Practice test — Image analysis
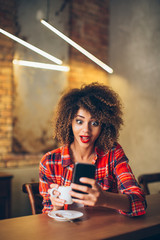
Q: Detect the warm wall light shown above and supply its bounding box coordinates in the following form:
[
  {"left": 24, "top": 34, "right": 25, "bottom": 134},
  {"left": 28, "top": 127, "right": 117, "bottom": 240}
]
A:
[
  {"left": 13, "top": 60, "right": 70, "bottom": 72},
  {"left": 41, "top": 19, "right": 113, "bottom": 74},
  {"left": 0, "top": 28, "right": 62, "bottom": 65}
]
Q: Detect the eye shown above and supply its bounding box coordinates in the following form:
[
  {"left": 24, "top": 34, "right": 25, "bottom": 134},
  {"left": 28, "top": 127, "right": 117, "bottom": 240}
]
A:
[
  {"left": 76, "top": 119, "right": 83, "bottom": 124},
  {"left": 91, "top": 121, "right": 99, "bottom": 126}
]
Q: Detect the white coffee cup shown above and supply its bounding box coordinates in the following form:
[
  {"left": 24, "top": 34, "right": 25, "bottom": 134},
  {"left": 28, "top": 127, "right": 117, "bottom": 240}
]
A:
[{"left": 49, "top": 186, "right": 73, "bottom": 205}]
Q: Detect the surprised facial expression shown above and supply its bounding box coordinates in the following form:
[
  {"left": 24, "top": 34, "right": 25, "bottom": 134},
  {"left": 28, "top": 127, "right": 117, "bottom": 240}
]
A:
[{"left": 71, "top": 108, "right": 101, "bottom": 148}]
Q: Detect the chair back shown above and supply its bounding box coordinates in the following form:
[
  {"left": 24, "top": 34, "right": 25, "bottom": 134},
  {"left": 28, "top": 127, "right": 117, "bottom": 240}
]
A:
[
  {"left": 138, "top": 173, "right": 160, "bottom": 195},
  {"left": 22, "top": 182, "right": 43, "bottom": 215}
]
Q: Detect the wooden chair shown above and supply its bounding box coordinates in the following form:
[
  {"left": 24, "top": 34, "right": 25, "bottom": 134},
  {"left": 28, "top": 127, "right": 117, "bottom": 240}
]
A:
[
  {"left": 22, "top": 182, "right": 43, "bottom": 215},
  {"left": 138, "top": 173, "right": 160, "bottom": 195}
]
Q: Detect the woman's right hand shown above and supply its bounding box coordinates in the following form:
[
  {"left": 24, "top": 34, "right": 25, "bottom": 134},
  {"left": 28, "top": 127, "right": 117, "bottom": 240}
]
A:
[{"left": 48, "top": 183, "right": 65, "bottom": 211}]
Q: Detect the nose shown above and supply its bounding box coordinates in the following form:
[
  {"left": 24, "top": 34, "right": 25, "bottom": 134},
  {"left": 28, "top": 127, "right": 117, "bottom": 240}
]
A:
[{"left": 83, "top": 122, "right": 91, "bottom": 133}]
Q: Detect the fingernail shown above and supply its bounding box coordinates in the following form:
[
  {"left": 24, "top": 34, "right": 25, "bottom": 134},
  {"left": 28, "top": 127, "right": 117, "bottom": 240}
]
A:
[{"left": 80, "top": 177, "right": 84, "bottom": 181}]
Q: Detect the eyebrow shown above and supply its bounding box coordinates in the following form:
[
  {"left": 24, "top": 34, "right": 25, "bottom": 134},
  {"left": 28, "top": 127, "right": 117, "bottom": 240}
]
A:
[
  {"left": 76, "top": 114, "right": 85, "bottom": 119},
  {"left": 76, "top": 114, "right": 95, "bottom": 120}
]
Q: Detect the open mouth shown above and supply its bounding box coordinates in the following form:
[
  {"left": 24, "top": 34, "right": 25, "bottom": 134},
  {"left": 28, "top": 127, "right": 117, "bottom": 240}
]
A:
[{"left": 80, "top": 136, "right": 91, "bottom": 143}]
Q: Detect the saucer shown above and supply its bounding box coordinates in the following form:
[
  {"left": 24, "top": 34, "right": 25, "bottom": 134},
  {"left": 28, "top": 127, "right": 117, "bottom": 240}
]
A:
[{"left": 48, "top": 210, "right": 83, "bottom": 221}]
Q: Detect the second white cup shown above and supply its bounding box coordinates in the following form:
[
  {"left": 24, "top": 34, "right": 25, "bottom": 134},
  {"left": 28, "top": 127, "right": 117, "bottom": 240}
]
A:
[{"left": 49, "top": 186, "right": 73, "bottom": 205}]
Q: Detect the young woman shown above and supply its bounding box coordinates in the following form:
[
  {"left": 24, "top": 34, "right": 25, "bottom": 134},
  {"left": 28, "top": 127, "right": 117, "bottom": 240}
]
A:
[{"left": 39, "top": 82, "right": 146, "bottom": 217}]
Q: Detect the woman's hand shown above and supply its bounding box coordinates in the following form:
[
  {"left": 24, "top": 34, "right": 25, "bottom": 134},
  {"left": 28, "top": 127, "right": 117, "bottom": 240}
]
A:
[
  {"left": 48, "top": 184, "right": 65, "bottom": 211},
  {"left": 70, "top": 178, "right": 106, "bottom": 207},
  {"left": 70, "top": 178, "right": 131, "bottom": 212}
]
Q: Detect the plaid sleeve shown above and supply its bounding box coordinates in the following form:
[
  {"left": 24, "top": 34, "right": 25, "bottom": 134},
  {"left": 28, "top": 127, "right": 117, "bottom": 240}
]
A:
[
  {"left": 39, "top": 153, "right": 54, "bottom": 213},
  {"left": 114, "top": 146, "right": 147, "bottom": 217}
]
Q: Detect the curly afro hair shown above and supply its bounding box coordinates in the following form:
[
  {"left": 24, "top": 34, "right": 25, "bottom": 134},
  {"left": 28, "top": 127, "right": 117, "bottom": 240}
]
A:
[{"left": 53, "top": 82, "right": 123, "bottom": 151}]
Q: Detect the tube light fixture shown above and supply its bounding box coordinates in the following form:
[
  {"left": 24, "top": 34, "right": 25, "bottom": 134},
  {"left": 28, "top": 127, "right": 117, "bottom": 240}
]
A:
[
  {"left": 41, "top": 19, "right": 113, "bottom": 74},
  {"left": 0, "top": 28, "right": 62, "bottom": 65},
  {"left": 13, "top": 60, "right": 70, "bottom": 72}
]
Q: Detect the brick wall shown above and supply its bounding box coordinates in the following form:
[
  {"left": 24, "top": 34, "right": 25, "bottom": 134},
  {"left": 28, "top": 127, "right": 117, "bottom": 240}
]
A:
[
  {"left": 0, "top": 0, "right": 42, "bottom": 167},
  {"left": 0, "top": 0, "right": 17, "bottom": 166},
  {"left": 68, "top": 0, "right": 110, "bottom": 88},
  {"left": 0, "top": 0, "right": 110, "bottom": 167}
]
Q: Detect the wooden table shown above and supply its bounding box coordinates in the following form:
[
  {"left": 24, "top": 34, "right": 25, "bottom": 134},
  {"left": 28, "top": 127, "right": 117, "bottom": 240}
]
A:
[
  {"left": 0, "top": 172, "right": 13, "bottom": 219},
  {"left": 0, "top": 194, "right": 160, "bottom": 240}
]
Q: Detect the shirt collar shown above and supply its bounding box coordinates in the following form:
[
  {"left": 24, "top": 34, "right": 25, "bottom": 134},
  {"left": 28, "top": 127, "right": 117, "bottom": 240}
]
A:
[
  {"left": 61, "top": 145, "right": 73, "bottom": 167},
  {"left": 95, "top": 147, "right": 108, "bottom": 157}
]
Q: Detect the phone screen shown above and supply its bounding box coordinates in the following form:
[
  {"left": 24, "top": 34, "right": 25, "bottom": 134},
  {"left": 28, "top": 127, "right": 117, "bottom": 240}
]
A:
[{"left": 72, "top": 163, "right": 95, "bottom": 193}]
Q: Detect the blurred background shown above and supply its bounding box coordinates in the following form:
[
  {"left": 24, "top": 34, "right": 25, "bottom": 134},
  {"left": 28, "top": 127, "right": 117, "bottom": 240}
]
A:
[{"left": 0, "top": 0, "right": 160, "bottom": 218}]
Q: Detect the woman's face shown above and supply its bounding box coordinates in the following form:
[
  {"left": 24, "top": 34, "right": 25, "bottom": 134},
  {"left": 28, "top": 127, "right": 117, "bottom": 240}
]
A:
[{"left": 71, "top": 108, "right": 101, "bottom": 149}]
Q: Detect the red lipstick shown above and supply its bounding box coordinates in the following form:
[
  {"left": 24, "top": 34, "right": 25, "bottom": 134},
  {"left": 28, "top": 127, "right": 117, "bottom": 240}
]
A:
[{"left": 80, "top": 136, "right": 91, "bottom": 143}]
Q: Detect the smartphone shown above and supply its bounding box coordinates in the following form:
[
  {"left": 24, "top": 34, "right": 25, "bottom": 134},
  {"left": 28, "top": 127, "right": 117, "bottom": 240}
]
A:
[{"left": 72, "top": 162, "right": 96, "bottom": 193}]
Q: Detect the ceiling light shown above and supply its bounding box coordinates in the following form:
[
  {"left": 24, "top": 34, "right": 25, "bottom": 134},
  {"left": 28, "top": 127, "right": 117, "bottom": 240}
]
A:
[
  {"left": 0, "top": 28, "right": 62, "bottom": 65},
  {"left": 13, "top": 60, "right": 70, "bottom": 72},
  {"left": 41, "top": 19, "right": 113, "bottom": 74}
]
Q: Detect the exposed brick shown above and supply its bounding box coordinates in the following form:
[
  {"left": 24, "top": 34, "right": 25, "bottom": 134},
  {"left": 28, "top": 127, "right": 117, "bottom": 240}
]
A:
[
  {"left": 0, "top": 118, "right": 12, "bottom": 124},
  {"left": 68, "top": 0, "right": 110, "bottom": 87},
  {"left": 0, "top": 0, "right": 110, "bottom": 167},
  {"left": 0, "top": 0, "right": 16, "bottom": 159},
  {"left": 0, "top": 153, "right": 42, "bottom": 168}
]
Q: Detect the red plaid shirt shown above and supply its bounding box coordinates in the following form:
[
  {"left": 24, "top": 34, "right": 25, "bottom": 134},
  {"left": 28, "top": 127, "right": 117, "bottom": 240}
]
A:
[{"left": 39, "top": 143, "right": 146, "bottom": 216}]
